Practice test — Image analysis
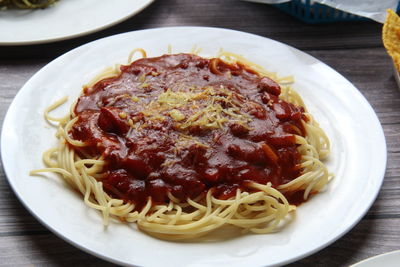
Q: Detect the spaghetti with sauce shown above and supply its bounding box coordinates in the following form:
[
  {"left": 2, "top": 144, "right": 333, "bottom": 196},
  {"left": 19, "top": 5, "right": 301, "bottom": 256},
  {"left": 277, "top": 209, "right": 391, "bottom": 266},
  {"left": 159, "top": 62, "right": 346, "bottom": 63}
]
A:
[
  {"left": 0, "top": 0, "right": 57, "bottom": 9},
  {"left": 31, "top": 49, "right": 331, "bottom": 240}
]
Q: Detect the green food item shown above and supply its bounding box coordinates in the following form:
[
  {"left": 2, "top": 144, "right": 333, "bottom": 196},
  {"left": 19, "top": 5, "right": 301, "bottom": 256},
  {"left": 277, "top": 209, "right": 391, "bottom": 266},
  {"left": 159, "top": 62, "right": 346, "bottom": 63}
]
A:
[{"left": 0, "top": 0, "right": 58, "bottom": 9}]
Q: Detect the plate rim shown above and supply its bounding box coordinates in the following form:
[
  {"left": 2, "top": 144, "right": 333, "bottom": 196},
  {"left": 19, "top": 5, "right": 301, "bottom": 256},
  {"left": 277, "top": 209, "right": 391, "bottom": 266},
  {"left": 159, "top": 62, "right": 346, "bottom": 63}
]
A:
[{"left": 350, "top": 250, "right": 400, "bottom": 267}]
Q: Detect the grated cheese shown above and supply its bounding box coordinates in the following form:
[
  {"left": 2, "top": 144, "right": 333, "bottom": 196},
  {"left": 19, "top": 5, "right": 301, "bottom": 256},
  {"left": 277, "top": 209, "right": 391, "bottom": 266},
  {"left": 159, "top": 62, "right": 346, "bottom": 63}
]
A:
[
  {"left": 129, "top": 85, "right": 253, "bottom": 132},
  {"left": 119, "top": 112, "right": 127, "bottom": 119},
  {"left": 169, "top": 109, "right": 185, "bottom": 121}
]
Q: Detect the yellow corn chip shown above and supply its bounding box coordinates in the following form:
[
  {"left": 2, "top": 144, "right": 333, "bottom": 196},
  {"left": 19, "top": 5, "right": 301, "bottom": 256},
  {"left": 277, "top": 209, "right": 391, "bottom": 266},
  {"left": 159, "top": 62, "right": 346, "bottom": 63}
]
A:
[{"left": 383, "top": 9, "right": 400, "bottom": 72}]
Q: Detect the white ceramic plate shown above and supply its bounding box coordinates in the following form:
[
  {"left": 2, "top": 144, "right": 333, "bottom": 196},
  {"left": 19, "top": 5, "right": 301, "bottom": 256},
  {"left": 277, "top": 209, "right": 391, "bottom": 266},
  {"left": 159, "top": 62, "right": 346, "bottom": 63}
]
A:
[
  {"left": 351, "top": 250, "right": 400, "bottom": 267},
  {"left": 0, "top": 0, "right": 154, "bottom": 45},
  {"left": 1, "top": 27, "right": 386, "bottom": 267}
]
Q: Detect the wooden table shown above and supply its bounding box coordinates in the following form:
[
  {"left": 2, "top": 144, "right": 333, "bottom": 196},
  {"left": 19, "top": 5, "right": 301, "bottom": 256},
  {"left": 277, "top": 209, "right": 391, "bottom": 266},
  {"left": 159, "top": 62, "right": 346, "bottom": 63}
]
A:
[{"left": 0, "top": 1, "right": 399, "bottom": 266}]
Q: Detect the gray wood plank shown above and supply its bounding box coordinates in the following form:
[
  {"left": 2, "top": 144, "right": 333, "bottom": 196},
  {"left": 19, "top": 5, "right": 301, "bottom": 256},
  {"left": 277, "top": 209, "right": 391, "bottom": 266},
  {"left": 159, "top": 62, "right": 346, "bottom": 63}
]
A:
[
  {"left": 0, "top": 0, "right": 383, "bottom": 60},
  {"left": 0, "top": 234, "right": 114, "bottom": 266},
  {"left": 0, "top": 0, "right": 398, "bottom": 266}
]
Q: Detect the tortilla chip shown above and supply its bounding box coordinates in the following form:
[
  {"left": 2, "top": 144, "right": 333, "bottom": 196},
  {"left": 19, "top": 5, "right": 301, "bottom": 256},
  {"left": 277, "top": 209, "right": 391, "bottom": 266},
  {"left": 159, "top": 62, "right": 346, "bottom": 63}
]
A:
[{"left": 383, "top": 9, "right": 400, "bottom": 72}]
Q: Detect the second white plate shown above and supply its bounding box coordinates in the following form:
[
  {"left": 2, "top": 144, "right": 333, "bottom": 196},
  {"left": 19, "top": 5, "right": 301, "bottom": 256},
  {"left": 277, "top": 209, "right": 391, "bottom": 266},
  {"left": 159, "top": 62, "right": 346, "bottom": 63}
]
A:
[
  {"left": 351, "top": 250, "right": 400, "bottom": 267},
  {"left": 0, "top": 0, "right": 154, "bottom": 45}
]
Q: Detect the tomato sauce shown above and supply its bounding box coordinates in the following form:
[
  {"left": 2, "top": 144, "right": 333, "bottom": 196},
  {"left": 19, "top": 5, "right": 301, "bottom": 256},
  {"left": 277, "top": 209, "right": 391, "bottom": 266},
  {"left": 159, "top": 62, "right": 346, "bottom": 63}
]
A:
[{"left": 71, "top": 54, "right": 306, "bottom": 209}]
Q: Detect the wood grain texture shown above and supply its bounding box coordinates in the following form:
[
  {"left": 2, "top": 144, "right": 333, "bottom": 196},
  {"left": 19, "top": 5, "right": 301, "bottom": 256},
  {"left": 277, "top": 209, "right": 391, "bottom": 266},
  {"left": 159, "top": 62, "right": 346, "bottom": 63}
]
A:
[
  {"left": 0, "top": 0, "right": 399, "bottom": 266},
  {"left": 0, "top": 0, "right": 383, "bottom": 59}
]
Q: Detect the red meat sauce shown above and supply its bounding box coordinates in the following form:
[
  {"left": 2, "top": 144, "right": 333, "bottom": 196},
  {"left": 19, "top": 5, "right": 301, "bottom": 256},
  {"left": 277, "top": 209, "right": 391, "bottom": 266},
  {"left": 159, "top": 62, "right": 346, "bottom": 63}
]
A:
[{"left": 71, "top": 53, "right": 307, "bottom": 210}]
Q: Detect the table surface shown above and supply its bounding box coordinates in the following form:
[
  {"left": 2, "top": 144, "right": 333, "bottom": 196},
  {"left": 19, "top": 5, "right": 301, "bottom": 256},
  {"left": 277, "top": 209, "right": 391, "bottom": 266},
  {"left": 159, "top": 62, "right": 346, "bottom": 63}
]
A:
[{"left": 0, "top": 1, "right": 399, "bottom": 266}]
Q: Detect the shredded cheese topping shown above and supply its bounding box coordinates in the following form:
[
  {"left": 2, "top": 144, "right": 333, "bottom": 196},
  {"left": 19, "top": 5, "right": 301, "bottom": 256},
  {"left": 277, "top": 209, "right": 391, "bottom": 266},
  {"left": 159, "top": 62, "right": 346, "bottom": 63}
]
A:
[{"left": 133, "top": 85, "right": 253, "bottom": 131}]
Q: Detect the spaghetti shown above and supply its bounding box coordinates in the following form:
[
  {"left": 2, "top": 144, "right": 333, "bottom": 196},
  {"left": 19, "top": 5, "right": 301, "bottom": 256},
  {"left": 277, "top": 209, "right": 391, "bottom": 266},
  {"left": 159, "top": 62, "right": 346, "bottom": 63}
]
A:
[
  {"left": 31, "top": 49, "right": 331, "bottom": 240},
  {"left": 0, "top": 0, "right": 57, "bottom": 9}
]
